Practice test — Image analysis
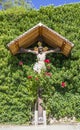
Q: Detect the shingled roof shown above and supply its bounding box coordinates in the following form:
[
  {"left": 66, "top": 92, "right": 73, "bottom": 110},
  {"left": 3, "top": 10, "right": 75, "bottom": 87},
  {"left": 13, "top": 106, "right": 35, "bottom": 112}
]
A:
[{"left": 7, "top": 23, "right": 74, "bottom": 56}]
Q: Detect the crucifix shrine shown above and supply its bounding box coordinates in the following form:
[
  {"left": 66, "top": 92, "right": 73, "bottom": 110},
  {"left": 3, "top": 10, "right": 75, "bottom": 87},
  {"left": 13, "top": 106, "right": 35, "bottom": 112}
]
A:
[
  {"left": 7, "top": 23, "right": 74, "bottom": 125},
  {"left": 18, "top": 41, "right": 61, "bottom": 125}
]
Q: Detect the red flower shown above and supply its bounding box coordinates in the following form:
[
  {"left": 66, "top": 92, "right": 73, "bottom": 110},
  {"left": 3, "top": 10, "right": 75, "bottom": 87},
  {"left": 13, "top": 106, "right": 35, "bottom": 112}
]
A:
[
  {"left": 61, "top": 82, "right": 66, "bottom": 88},
  {"left": 27, "top": 76, "right": 32, "bottom": 79},
  {"left": 44, "top": 59, "right": 50, "bottom": 63},
  {"left": 35, "top": 77, "right": 39, "bottom": 80},
  {"left": 45, "top": 72, "right": 52, "bottom": 77},
  {"left": 19, "top": 61, "right": 23, "bottom": 66}
]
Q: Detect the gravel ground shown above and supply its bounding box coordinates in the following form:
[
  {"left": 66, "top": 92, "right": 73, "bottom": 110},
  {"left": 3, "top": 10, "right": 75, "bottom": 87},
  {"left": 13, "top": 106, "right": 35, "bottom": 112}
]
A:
[{"left": 0, "top": 124, "right": 80, "bottom": 130}]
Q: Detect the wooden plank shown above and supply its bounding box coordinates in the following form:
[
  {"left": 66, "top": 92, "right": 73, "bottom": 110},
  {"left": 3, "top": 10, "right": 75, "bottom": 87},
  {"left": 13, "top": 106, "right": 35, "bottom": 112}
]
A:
[
  {"left": 39, "top": 26, "right": 42, "bottom": 36},
  {"left": 8, "top": 41, "right": 19, "bottom": 55},
  {"left": 42, "top": 32, "right": 62, "bottom": 47},
  {"left": 19, "top": 31, "right": 39, "bottom": 47},
  {"left": 42, "top": 25, "right": 74, "bottom": 47},
  {"left": 42, "top": 34, "right": 60, "bottom": 46},
  {"left": 42, "top": 27, "right": 63, "bottom": 45},
  {"left": 61, "top": 46, "right": 72, "bottom": 56},
  {"left": 19, "top": 27, "right": 39, "bottom": 44},
  {"left": 42, "top": 36, "right": 58, "bottom": 48},
  {"left": 9, "top": 35, "right": 39, "bottom": 55},
  {"left": 21, "top": 36, "right": 38, "bottom": 48}
]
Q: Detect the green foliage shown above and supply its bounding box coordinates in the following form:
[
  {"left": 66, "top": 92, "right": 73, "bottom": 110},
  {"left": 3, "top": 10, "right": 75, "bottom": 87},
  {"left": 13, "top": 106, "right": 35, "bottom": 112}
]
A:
[{"left": 0, "top": 3, "right": 80, "bottom": 124}]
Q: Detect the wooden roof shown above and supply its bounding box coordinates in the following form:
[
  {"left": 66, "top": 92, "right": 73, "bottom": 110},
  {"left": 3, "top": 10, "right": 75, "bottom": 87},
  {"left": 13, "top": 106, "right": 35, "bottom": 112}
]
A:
[{"left": 7, "top": 23, "right": 74, "bottom": 56}]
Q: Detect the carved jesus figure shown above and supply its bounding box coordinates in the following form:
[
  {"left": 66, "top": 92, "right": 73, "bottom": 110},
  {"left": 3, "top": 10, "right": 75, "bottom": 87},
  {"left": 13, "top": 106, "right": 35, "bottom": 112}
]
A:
[{"left": 19, "top": 42, "right": 60, "bottom": 73}]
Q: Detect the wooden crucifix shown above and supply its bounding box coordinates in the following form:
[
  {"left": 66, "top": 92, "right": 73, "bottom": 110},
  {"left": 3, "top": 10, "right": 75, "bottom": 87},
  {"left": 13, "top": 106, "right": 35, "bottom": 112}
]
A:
[{"left": 18, "top": 41, "right": 61, "bottom": 125}]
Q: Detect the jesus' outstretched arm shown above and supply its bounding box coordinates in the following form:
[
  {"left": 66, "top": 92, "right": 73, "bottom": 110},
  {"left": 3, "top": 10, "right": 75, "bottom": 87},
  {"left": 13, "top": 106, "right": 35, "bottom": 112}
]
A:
[
  {"left": 45, "top": 47, "right": 61, "bottom": 54},
  {"left": 18, "top": 47, "right": 38, "bottom": 54}
]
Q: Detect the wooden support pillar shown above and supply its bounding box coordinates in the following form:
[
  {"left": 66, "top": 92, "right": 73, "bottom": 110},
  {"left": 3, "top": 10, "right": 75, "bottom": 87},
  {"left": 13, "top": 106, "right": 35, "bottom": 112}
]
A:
[
  {"left": 61, "top": 41, "right": 66, "bottom": 51},
  {"left": 34, "top": 88, "right": 46, "bottom": 125},
  {"left": 38, "top": 96, "right": 43, "bottom": 124}
]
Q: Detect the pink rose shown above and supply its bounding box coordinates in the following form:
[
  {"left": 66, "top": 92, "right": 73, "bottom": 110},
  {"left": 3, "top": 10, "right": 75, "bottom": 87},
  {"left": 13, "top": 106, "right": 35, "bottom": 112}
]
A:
[
  {"left": 61, "top": 82, "right": 66, "bottom": 88},
  {"left": 19, "top": 61, "right": 23, "bottom": 66}
]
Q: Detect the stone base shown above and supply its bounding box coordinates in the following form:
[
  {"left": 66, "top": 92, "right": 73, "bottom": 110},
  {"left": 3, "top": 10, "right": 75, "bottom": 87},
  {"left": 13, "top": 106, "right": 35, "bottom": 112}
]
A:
[
  {"left": 38, "top": 117, "right": 43, "bottom": 124},
  {"left": 34, "top": 110, "right": 47, "bottom": 125}
]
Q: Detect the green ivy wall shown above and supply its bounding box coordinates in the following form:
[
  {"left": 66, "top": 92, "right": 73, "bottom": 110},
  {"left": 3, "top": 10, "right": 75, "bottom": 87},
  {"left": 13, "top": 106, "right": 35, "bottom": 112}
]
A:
[{"left": 0, "top": 3, "right": 80, "bottom": 124}]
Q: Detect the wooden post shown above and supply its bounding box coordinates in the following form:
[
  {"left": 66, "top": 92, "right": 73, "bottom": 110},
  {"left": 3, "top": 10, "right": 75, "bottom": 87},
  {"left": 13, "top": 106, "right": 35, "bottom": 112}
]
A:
[
  {"left": 38, "top": 96, "right": 43, "bottom": 124},
  {"left": 37, "top": 88, "right": 46, "bottom": 125}
]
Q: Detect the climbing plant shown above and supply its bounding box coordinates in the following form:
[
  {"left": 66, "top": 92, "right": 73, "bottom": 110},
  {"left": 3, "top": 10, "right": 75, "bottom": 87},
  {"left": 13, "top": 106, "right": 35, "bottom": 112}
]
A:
[{"left": 0, "top": 3, "right": 80, "bottom": 124}]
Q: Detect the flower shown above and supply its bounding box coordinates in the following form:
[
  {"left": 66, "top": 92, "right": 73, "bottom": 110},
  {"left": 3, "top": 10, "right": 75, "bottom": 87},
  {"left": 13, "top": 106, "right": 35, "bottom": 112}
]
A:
[
  {"left": 35, "top": 77, "right": 39, "bottom": 80},
  {"left": 27, "top": 76, "right": 32, "bottom": 79},
  {"left": 61, "top": 82, "right": 66, "bottom": 88},
  {"left": 44, "top": 59, "right": 50, "bottom": 63},
  {"left": 45, "top": 72, "right": 52, "bottom": 77},
  {"left": 19, "top": 61, "right": 23, "bottom": 66}
]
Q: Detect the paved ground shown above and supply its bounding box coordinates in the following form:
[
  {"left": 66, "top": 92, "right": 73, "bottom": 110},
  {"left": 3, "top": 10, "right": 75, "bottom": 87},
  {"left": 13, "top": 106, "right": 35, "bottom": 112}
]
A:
[{"left": 0, "top": 124, "right": 80, "bottom": 130}]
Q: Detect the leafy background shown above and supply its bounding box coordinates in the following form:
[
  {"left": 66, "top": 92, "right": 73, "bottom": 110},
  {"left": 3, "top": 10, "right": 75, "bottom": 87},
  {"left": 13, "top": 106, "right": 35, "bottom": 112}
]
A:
[{"left": 0, "top": 3, "right": 80, "bottom": 124}]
